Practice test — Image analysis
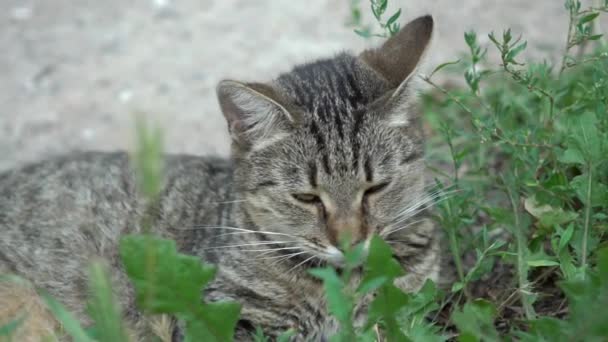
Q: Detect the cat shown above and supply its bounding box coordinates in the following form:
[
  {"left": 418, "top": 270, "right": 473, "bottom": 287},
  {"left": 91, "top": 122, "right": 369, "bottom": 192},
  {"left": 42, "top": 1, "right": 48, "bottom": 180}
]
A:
[{"left": 0, "top": 15, "right": 439, "bottom": 341}]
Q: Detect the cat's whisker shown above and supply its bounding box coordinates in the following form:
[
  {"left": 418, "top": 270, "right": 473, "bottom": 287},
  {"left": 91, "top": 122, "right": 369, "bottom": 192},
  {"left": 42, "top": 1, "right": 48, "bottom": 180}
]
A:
[
  {"left": 262, "top": 251, "right": 307, "bottom": 261},
  {"left": 253, "top": 249, "right": 291, "bottom": 258},
  {"left": 201, "top": 241, "right": 295, "bottom": 250},
  {"left": 212, "top": 230, "right": 300, "bottom": 239},
  {"left": 184, "top": 225, "right": 245, "bottom": 230},
  {"left": 187, "top": 225, "right": 298, "bottom": 239},
  {"left": 421, "top": 182, "right": 458, "bottom": 193},
  {"left": 392, "top": 188, "right": 459, "bottom": 223},
  {"left": 285, "top": 255, "right": 317, "bottom": 276},
  {"left": 267, "top": 251, "right": 310, "bottom": 268},
  {"left": 390, "top": 201, "right": 434, "bottom": 228},
  {"left": 381, "top": 219, "right": 427, "bottom": 237},
  {"left": 394, "top": 194, "right": 438, "bottom": 219},
  {"left": 404, "top": 190, "right": 458, "bottom": 217},
  {"left": 249, "top": 247, "right": 305, "bottom": 259},
  {"left": 210, "top": 199, "right": 250, "bottom": 205},
  {"left": 243, "top": 246, "right": 302, "bottom": 253},
  {"left": 391, "top": 199, "right": 437, "bottom": 226}
]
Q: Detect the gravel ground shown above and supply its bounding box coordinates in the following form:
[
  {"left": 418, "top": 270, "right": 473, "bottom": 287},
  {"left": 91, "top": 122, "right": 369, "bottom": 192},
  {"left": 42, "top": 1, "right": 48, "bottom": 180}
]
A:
[{"left": 1, "top": 0, "right": 603, "bottom": 171}]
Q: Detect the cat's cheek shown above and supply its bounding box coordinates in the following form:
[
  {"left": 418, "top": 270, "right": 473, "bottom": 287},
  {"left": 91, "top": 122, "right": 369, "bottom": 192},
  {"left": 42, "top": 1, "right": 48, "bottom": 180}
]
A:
[{"left": 363, "top": 200, "right": 392, "bottom": 232}]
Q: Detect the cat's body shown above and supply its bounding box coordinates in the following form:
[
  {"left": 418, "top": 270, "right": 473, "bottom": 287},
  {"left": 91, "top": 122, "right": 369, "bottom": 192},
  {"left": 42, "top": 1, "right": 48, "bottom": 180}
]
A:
[
  {"left": 0, "top": 152, "right": 345, "bottom": 340},
  {"left": 0, "top": 16, "right": 440, "bottom": 341}
]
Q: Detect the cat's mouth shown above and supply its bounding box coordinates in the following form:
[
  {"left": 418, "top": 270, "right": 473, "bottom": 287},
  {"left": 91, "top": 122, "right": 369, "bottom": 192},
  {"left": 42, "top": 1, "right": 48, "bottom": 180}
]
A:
[
  {"left": 323, "top": 245, "right": 346, "bottom": 265},
  {"left": 316, "top": 238, "right": 371, "bottom": 268}
]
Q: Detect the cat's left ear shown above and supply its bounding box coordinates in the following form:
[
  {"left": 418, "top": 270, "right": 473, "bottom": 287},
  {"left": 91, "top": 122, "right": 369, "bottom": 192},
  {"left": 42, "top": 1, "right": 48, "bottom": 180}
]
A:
[
  {"left": 217, "top": 80, "right": 296, "bottom": 149},
  {"left": 359, "top": 15, "right": 434, "bottom": 125}
]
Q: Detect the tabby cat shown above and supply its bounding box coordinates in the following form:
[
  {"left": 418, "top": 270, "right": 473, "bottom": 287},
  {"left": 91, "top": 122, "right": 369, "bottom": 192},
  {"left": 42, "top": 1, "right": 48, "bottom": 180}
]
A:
[{"left": 0, "top": 15, "right": 439, "bottom": 341}]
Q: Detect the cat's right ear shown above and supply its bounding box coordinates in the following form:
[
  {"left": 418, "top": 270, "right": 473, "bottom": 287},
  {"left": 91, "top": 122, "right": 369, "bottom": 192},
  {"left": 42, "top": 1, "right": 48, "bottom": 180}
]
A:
[
  {"left": 359, "top": 15, "right": 434, "bottom": 126},
  {"left": 217, "top": 80, "right": 295, "bottom": 149}
]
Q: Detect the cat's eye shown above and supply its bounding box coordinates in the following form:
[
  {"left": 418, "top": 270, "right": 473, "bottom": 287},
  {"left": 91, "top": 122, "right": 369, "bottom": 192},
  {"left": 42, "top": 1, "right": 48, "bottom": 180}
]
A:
[
  {"left": 364, "top": 182, "right": 390, "bottom": 197},
  {"left": 292, "top": 193, "right": 321, "bottom": 204}
]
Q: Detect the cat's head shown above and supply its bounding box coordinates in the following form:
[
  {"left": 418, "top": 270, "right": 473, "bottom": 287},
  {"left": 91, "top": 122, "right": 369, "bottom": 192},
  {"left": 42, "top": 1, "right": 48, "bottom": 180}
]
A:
[{"left": 217, "top": 16, "right": 434, "bottom": 266}]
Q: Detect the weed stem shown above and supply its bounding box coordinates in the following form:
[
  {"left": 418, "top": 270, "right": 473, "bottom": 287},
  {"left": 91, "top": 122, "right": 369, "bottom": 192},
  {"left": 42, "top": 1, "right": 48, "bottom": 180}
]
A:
[
  {"left": 504, "top": 177, "right": 535, "bottom": 320},
  {"left": 581, "top": 165, "right": 593, "bottom": 277}
]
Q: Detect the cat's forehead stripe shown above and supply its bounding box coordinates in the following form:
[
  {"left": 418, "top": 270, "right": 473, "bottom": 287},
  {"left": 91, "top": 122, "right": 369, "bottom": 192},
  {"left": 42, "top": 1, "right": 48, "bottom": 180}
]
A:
[
  {"left": 277, "top": 53, "right": 386, "bottom": 121},
  {"left": 275, "top": 53, "right": 390, "bottom": 177}
]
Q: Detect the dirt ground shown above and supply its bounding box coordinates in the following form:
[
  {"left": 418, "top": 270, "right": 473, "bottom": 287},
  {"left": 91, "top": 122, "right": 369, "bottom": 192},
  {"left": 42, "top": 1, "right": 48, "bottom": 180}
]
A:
[{"left": 0, "top": 0, "right": 601, "bottom": 171}]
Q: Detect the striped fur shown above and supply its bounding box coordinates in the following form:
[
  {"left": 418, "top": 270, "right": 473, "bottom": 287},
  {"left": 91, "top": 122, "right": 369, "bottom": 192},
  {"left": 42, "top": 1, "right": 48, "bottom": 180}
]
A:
[{"left": 0, "top": 16, "right": 439, "bottom": 341}]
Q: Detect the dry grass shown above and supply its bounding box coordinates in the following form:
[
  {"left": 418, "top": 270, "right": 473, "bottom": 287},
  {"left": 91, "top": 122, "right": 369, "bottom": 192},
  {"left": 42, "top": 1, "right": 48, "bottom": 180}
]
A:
[{"left": 0, "top": 278, "right": 60, "bottom": 342}]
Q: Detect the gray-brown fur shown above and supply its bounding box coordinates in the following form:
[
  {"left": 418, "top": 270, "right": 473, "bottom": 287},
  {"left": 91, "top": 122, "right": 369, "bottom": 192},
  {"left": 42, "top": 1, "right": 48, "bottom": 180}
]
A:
[{"left": 0, "top": 16, "right": 440, "bottom": 341}]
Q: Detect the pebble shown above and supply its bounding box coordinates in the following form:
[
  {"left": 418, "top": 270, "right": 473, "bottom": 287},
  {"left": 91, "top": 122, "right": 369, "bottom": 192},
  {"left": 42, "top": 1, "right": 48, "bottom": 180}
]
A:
[
  {"left": 11, "top": 6, "right": 33, "bottom": 21},
  {"left": 119, "top": 89, "right": 133, "bottom": 103}
]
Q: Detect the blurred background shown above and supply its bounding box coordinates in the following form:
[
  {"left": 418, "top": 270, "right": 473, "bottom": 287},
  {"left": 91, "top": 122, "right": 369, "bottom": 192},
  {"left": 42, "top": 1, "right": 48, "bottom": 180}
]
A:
[{"left": 1, "top": 0, "right": 603, "bottom": 171}]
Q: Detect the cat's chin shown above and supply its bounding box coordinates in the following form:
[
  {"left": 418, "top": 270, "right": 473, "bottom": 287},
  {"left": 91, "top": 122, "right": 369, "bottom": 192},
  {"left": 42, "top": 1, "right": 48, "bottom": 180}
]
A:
[
  {"left": 319, "top": 243, "right": 370, "bottom": 269},
  {"left": 322, "top": 245, "right": 345, "bottom": 267}
]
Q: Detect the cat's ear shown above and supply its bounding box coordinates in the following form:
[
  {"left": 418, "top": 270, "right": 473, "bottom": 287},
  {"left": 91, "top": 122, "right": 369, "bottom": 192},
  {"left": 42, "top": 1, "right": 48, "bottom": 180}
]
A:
[
  {"left": 359, "top": 15, "right": 434, "bottom": 125},
  {"left": 217, "top": 80, "right": 295, "bottom": 149}
]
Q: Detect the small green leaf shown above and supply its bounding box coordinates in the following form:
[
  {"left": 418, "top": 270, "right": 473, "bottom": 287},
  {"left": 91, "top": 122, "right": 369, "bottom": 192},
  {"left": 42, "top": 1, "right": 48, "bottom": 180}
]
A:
[
  {"left": 488, "top": 32, "right": 500, "bottom": 47},
  {"left": 120, "top": 234, "right": 241, "bottom": 341},
  {"left": 251, "top": 326, "right": 268, "bottom": 342},
  {"left": 527, "top": 259, "right": 560, "bottom": 267},
  {"left": 361, "top": 236, "right": 413, "bottom": 340},
  {"left": 578, "top": 12, "right": 600, "bottom": 25},
  {"left": 386, "top": 9, "right": 402, "bottom": 28},
  {"left": 402, "top": 280, "right": 441, "bottom": 321},
  {"left": 452, "top": 300, "right": 499, "bottom": 342},
  {"left": 277, "top": 329, "right": 296, "bottom": 342},
  {"left": 559, "top": 147, "right": 585, "bottom": 165},
  {"left": 133, "top": 116, "right": 164, "bottom": 200},
  {"left": 41, "top": 291, "right": 95, "bottom": 342},
  {"left": 362, "top": 236, "right": 404, "bottom": 283},
  {"left": 559, "top": 224, "right": 575, "bottom": 252},
  {"left": 367, "top": 284, "right": 409, "bottom": 341},
  {"left": 357, "top": 276, "right": 388, "bottom": 294},
  {"left": 354, "top": 28, "right": 372, "bottom": 38},
  {"left": 506, "top": 41, "right": 528, "bottom": 63},
  {"left": 87, "top": 261, "right": 130, "bottom": 342},
  {"left": 451, "top": 281, "right": 464, "bottom": 293},
  {"left": 503, "top": 29, "right": 512, "bottom": 44},
  {"left": 121, "top": 235, "right": 216, "bottom": 314},
  {"left": 588, "top": 34, "right": 604, "bottom": 41},
  {"left": 190, "top": 301, "right": 242, "bottom": 342},
  {"left": 376, "top": 0, "right": 388, "bottom": 16},
  {"left": 428, "top": 59, "right": 462, "bottom": 79},
  {"left": 344, "top": 242, "right": 366, "bottom": 269},
  {"left": 309, "top": 268, "right": 352, "bottom": 323},
  {"left": 567, "top": 112, "right": 602, "bottom": 163},
  {"left": 464, "top": 31, "right": 477, "bottom": 49},
  {"left": 0, "top": 315, "right": 26, "bottom": 338},
  {"left": 571, "top": 174, "right": 608, "bottom": 207}
]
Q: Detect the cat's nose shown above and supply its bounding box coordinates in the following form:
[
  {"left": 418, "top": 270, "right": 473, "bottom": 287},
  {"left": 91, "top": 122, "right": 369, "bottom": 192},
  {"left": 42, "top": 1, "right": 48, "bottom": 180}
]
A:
[
  {"left": 342, "top": 233, "right": 366, "bottom": 250},
  {"left": 326, "top": 214, "right": 368, "bottom": 249},
  {"left": 332, "top": 231, "right": 367, "bottom": 254}
]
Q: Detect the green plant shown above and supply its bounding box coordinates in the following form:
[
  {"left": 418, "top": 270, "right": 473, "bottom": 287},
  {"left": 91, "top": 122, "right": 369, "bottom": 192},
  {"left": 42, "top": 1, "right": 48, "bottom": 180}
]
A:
[
  {"left": 22, "top": 117, "right": 242, "bottom": 342},
  {"left": 353, "top": 0, "right": 608, "bottom": 339},
  {"left": 348, "top": 0, "right": 402, "bottom": 38},
  {"left": 310, "top": 236, "right": 443, "bottom": 341},
  {"left": 418, "top": 0, "right": 608, "bottom": 338},
  {"left": 120, "top": 235, "right": 241, "bottom": 341}
]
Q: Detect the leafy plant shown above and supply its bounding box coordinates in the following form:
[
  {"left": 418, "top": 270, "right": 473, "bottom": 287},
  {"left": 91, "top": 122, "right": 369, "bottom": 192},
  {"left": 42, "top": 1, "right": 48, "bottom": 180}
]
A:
[
  {"left": 310, "top": 236, "right": 444, "bottom": 341},
  {"left": 349, "top": 0, "right": 402, "bottom": 38},
  {"left": 418, "top": 0, "right": 608, "bottom": 338},
  {"left": 120, "top": 235, "right": 241, "bottom": 342},
  {"left": 348, "top": 0, "right": 608, "bottom": 339},
  {"left": 29, "top": 117, "right": 241, "bottom": 342}
]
